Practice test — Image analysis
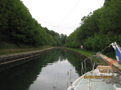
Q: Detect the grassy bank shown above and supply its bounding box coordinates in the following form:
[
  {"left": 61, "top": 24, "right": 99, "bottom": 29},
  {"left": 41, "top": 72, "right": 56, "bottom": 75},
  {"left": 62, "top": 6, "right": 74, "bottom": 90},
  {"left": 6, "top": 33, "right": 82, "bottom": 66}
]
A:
[
  {"left": 65, "top": 48, "right": 102, "bottom": 63},
  {"left": 66, "top": 48, "right": 96, "bottom": 57},
  {"left": 0, "top": 42, "right": 54, "bottom": 55}
]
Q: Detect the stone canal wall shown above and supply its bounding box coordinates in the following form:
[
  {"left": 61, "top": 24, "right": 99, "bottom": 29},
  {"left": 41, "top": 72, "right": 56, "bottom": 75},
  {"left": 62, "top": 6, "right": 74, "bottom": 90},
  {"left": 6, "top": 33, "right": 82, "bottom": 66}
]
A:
[
  {"left": 66, "top": 49, "right": 95, "bottom": 67},
  {"left": 0, "top": 47, "right": 60, "bottom": 65},
  {"left": 66, "top": 49, "right": 88, "bottom": 59}
]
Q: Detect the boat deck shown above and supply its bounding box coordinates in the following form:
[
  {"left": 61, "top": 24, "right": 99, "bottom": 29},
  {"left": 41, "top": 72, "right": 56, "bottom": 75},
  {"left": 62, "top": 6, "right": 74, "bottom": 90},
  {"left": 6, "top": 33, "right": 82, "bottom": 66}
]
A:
[
  {"left": 68, "top": 71, "right": 121, "bottom": 90},
  {"left": 75, "top": 78, "right": 115, "bottom": 90}
]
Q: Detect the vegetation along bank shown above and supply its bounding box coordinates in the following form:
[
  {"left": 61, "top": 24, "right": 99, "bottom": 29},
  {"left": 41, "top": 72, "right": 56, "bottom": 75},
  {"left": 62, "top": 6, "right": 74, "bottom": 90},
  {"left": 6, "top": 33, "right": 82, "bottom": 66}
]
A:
[
  {"left": 65, "top": 0, "right": 121, "bottom": 58},
  {"left": 0, "top": 0, "right": 67, "bottom": 51}
]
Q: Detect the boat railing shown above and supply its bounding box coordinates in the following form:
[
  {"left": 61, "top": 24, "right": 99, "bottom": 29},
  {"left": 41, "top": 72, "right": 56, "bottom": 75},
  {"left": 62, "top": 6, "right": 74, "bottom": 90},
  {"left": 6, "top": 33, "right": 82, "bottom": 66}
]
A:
[{"left": 82, "top": 56, "right": 97, "bottom": 75}]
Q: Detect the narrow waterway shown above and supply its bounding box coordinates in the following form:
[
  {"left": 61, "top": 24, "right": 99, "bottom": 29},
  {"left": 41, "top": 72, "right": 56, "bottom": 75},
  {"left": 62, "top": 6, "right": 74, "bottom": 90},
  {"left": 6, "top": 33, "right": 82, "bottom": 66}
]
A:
[{"left": 0, "top": 49, "right": 92, "bottom": 90}]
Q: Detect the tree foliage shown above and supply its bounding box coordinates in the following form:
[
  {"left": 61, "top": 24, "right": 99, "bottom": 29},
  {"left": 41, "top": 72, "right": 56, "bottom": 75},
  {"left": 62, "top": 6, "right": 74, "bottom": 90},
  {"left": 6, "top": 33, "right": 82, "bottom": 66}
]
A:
[
  {"left": 0, "top": 0, "right": 67, "bottom": 47},
  {"left": 66, "top": 0, "right": 121, "bottom": 55}
]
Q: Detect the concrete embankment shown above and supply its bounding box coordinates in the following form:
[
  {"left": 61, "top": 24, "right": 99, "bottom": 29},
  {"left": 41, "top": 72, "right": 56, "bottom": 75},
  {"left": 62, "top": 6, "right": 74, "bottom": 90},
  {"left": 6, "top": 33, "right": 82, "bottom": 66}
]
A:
[
  {"left": 66, "top": 49, "right": 95, "bottom": 67},
  {"left": 0, "top": 47, "right": 60, "bottom": 65},
  {"left": 66, "top": 49, "right": 88, "bottom": 59}
]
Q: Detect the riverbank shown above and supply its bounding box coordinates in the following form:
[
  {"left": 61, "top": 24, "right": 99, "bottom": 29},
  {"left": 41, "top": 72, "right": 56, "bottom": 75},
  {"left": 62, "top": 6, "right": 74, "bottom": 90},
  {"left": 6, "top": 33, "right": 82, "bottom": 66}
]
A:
[
  {"left": 0, "top": 45, "right": 53, "bottom": 55},
  {"left": 65, "top": 48, "right": 101, "bottom": 64},
  {"left": 65, "top": 48, "right": 96, "bottom": 57},
  {"left": 0, "top": 47, "right": 60, "bottom": 66}
]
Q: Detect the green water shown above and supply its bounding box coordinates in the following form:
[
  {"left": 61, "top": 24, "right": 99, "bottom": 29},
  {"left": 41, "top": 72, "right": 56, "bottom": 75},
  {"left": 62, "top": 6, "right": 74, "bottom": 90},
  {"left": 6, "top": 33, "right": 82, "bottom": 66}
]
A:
[{"left": 0, "top": 49, "right": 92, "bottom": 90}]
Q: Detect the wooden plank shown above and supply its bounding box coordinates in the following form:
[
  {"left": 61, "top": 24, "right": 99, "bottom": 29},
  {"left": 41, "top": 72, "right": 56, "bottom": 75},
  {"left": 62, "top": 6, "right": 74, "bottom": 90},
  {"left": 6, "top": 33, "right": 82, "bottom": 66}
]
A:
[{"left": 96, "top": 65, "right": 112, "bottom": 70}]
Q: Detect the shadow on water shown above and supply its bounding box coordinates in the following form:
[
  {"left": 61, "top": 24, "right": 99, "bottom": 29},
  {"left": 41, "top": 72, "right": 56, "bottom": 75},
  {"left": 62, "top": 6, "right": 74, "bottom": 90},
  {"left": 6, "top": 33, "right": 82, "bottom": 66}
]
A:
[
  {"left": 65, "top": 50, "right": 92, "bottom": 76},
  {"left": 0, "top": 49, "right": 92, "bottom": 90}
]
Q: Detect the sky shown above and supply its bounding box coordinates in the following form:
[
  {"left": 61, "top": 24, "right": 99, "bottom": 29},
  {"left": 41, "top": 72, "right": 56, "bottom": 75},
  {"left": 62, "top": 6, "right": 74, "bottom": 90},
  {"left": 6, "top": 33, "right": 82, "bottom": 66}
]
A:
[{"left": 21, "top": 0, "right": 105, "bottom": 36}]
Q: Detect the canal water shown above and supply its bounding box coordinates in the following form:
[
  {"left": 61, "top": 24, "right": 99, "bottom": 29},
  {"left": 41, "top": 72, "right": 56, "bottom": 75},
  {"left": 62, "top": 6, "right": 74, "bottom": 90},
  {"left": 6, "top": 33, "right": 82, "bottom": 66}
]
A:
[{"left": 0, "top": 49, "right": 92, "bottom": 90}]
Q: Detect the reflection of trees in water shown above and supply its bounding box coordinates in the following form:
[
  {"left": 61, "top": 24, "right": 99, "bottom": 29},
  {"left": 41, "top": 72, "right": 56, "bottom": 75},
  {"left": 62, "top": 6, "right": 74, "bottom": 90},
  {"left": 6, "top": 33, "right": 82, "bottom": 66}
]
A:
[
  {"left": 59, "top": 49, "right": 67, "bottom": 61},
  {"left": 0, "top": 49, "right": 63, "bottom": 90},
  {"left": 65, "top": 51, "right": 92, "bottom": 76},
  {"left": 0, "top": 49, "right": 92, "bottom": 90}
]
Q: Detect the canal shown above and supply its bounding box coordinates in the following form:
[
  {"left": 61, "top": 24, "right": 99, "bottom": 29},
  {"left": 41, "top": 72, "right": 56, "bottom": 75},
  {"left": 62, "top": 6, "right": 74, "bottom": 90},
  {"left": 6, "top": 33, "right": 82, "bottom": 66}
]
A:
[{"left": 0, "top": 49, "right": 92, "bottom": 90}]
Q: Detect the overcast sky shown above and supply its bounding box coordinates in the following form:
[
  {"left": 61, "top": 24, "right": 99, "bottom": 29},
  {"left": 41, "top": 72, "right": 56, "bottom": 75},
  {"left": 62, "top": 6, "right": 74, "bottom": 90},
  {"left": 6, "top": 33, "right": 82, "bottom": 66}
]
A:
[{"left": 21, "top": 0, "right": 105, "bottom": 36}]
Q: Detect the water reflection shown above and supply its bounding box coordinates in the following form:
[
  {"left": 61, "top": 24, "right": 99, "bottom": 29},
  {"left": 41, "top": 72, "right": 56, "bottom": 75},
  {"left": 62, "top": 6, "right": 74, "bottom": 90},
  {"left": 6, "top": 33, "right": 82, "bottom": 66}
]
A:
[
  {"left": 0, "top": 49, "right": 91, "bottom": 90},
  {"left": 65, "top": 51, "right": 92, "bottom": 76}
]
